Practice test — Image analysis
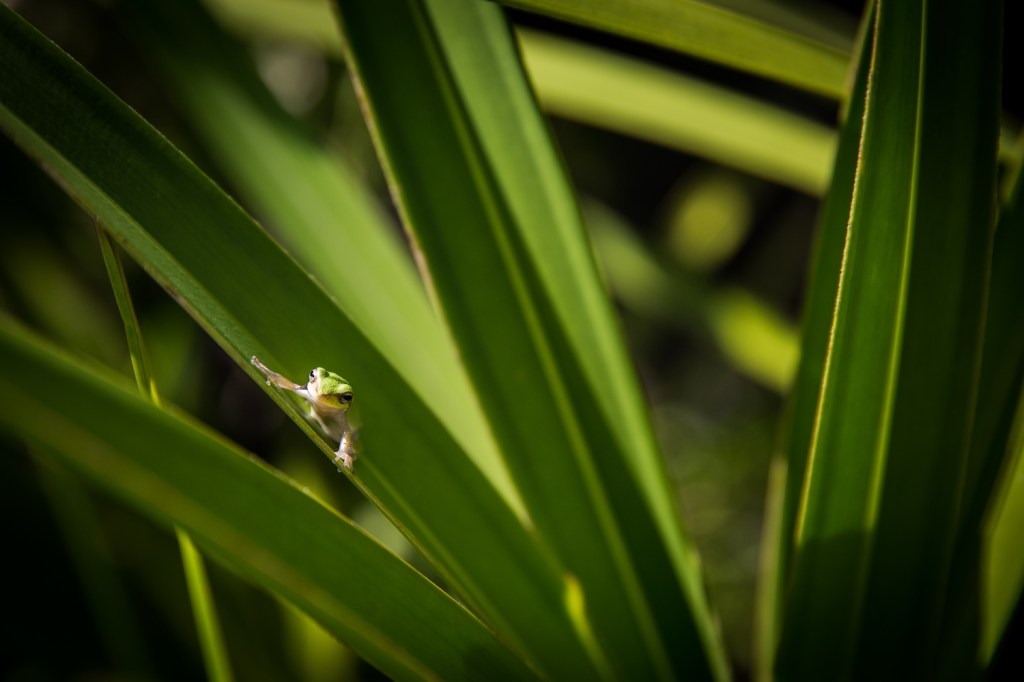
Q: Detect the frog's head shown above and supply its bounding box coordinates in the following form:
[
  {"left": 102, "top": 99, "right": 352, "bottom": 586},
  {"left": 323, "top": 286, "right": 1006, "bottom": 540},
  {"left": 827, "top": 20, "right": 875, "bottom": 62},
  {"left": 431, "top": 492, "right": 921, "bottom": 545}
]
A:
[{"left": 307, "top": 367, "right": 354, "bottom": 411}]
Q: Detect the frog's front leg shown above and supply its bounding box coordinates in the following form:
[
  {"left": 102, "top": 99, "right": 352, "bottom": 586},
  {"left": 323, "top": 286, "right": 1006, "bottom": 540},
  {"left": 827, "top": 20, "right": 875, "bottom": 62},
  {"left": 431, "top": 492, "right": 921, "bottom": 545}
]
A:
[{"left": 252, "top": 356, "right": 305, "bottom": 393}]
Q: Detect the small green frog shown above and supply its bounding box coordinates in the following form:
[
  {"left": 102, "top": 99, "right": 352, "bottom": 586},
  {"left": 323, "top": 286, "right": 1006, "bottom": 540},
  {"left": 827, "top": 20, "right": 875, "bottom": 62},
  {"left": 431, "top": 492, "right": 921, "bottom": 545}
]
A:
[{"left": 251, "top": 356, "right": 359, "bottom": 470}]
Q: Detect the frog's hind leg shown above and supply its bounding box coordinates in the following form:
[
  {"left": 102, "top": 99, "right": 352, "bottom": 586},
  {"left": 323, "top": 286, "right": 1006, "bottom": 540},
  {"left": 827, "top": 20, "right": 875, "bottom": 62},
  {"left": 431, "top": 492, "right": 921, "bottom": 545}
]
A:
[{"left": 335, "top": 437, "right": 355, "bottom": 471}]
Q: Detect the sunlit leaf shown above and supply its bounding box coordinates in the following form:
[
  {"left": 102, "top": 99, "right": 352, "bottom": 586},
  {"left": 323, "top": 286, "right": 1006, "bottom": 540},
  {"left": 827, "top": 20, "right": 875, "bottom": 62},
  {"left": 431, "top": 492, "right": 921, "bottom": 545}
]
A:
[{"left": 333, "top": 0, "right": 726, "bottom": 678}]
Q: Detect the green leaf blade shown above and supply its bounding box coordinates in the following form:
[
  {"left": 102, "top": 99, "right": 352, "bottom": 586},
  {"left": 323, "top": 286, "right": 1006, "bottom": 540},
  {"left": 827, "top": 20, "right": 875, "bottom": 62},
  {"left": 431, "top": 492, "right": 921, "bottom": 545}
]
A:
[
  {"left": 0, "top": 318, "right": 535, "bottom": 681},
  {"left": 519, "top": 29, "right": 837, "bottom": 196},
  {"left": 120, "top": 0, "right": 521, "bottom": 519},
  {"left": 0, "top": 6, "right": 596, "bottom": 678},
  {"left": 756, "top": 8, "right": 873, "bottom": 675},
  {"left": 776, "top": 0, "right": 1001, "bottom": 677},
  {"left": 499, "top": 0, "right": 850, "bottom": 98},
  {"left": 333, "top": 1, "right": 725, "bottom": 679}
]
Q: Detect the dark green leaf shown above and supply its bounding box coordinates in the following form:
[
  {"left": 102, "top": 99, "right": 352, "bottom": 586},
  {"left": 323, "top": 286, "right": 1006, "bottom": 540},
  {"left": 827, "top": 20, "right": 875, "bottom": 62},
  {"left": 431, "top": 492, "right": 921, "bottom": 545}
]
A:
[
  {"left": 0, "top": 318, "right": 534, "bottom": 681},
  {"left": 776, "top": 0, "right": 1001, "bottom": 677},
  {"left": 0, "top": 6, "right": 595, "bottom": 676}
]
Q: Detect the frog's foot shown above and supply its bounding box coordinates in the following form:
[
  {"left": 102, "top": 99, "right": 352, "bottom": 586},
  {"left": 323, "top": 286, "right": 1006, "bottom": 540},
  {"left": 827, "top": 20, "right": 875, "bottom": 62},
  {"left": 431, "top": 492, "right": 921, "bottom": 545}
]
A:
[
  {"left": 334, "top": 450, "right": 354, "bottom": 472},
  {"left": 335, "top": 433, "right": 357, "bottom": 472}
]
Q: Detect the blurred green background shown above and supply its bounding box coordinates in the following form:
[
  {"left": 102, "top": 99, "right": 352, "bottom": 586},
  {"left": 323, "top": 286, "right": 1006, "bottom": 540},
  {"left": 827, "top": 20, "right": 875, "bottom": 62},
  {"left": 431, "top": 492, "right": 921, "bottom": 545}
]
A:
[{"left": 2, "top": 0, "right": 1021, "bottom": 679}]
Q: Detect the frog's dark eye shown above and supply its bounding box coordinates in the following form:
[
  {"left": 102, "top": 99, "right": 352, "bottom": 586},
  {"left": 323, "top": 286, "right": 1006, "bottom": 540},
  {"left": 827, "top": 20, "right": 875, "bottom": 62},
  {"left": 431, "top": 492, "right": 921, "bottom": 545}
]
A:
[
  {"left": 340, "top": 392, "right": 353, "bottom": 403},
  {"left": 309, "top": 370, "right": 317, "bottom": 381}
]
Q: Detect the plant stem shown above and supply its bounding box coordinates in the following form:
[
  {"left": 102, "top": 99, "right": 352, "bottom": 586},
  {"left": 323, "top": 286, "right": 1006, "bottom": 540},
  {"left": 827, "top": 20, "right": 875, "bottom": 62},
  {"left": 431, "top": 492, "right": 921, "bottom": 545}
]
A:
[{"left": 97, "top": 223, "right": 235, "bottom": 682}]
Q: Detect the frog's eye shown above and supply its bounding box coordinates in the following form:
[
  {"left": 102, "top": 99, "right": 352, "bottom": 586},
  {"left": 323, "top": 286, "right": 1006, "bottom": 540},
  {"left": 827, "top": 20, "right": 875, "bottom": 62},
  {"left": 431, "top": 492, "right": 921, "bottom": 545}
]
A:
[
  {"left": 340, "top": 392, "right": 353, "bottom": 404},
  {"left": 309, "top": 370, "right": 317, "bottom": 381}
]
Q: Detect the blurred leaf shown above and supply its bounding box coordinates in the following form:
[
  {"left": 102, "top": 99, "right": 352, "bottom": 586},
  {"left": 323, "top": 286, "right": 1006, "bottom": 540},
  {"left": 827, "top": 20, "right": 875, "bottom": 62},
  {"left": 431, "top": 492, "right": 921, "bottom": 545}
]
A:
[
  {"left": 499, "top": 0, "right": 850, "bottom": 97},
  {"left": 0, "top": 318, "right": 535, "bottom": 681},
  {"left": 710, "top": 0, "right": 858, "bottom": 52},
  {"left": 204, "top": 0, "right": 852, "bottom": 100},
  {"left": 519, "top": 29, "right": 837, "bottom": 195},
  {"left": 665, "top": 171, "right": 755, "bottom": 270},
  {"left": 0, "top": 6, "right": 598, "bottom": 677},
  {"left": 963, "top": 170, "right": 1024, "bottom": 559},
  {"left": 33, "top": 456, "right": 152, "bottom": 675},
  {"left": 776, "top": 1, "right": 1001, "bottom": 678},
  {"left": 1, "top": 236, "right": 123, "bottom": 367},
  {"left": 984, "top": 386, "right": 1024, "bottom": 662},
  {"left": 205, "top": 0, "right": 342, "bottom": 53},
  {"left": 176, "top": 530, "right": 235, "bottom": 682},
  {"left": 585, "top": 200, "right": 797, "bottom": 393},
  {"left": 935, "top": 163, "right": 1024, "bottom": 673},
  {"left": 976, "top": 172, "right": 1024, "bottom": 661},
  {"left": 706, "top": 289, "right": 797, "bottom": 393},
  {"left": 203, "top": 0, "right": 838, "bottom": 194},
  {"left": 280, "top": 598, "right": 355, "bottom": 682},
  {"left": 333, "top": 0, "right": 726, "bottom": 678},
  {"left": 202, "top": 0, "right": 1022, "bottom": 196}
]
